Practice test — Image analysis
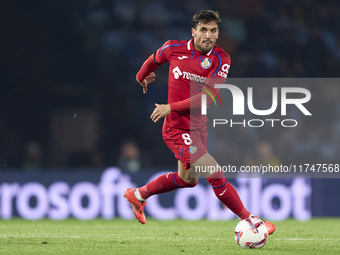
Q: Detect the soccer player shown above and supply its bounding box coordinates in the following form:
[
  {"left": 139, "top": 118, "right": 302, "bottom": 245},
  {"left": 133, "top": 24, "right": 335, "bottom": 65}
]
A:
[{"left": 124, "top": 10, "right": 276, "bottom": 235}]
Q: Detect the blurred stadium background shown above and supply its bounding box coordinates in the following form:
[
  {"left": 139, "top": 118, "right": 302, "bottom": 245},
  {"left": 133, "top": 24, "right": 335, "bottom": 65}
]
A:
[{"left": 0, "top": 0, "right": 339, "bottom": 220}]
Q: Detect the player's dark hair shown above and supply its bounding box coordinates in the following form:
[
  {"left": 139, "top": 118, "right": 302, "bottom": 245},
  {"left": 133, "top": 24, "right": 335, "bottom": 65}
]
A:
[{"left": 192, "top": 10, "right": 221, "bottom": 29}]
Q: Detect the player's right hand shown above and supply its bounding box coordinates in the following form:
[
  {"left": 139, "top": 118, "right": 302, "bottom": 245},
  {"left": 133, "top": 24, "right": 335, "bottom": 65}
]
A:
[{"left": 136, "top": 72, "right": 156, "bottom": 94}]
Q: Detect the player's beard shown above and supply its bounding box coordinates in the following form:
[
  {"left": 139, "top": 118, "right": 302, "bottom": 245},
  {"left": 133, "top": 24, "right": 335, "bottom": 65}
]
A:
[{"left": 196, "top": 40, "right": 214, "bottom": 52}]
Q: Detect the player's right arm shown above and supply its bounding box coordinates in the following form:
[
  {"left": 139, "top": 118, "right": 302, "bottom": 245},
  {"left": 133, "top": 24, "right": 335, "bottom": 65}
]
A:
[
  {"left": 136, "top": 72, "right": 156, "bottom": 94},
  {"left": 136, "top": 40, "right": 172, "bottom": 93}
]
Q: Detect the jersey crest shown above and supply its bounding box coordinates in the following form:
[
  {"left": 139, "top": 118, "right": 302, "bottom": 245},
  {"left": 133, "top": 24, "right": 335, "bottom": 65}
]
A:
[{"left": 200, "top": 58, "right": 212, "bottom": 69}]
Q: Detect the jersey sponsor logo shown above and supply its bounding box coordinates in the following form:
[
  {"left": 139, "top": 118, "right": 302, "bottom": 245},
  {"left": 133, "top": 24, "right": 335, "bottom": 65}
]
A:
[
  {"left": 178, "top": 56, "right": 188, "bottom": 60},
  {"left": 188, "top": 145, "right": 197, "bottom": 154},
  {"left": 218, "top": 71, "right": 227, "bottom": 78},
  {"left": 221, "top": 63, "right": 230, "bottom": 73},
  {"left": 201, "top": 58, "right": 212, "bottom": 69},
  {"left": 172, "top": 66, "right": 207, "bottom": 83},
  {"left": 183, "top": 71, "right": 206, "bottom": 83},
  {"left": 217, "top": 63, "right": 230, "bottom": 78},
  {"left": 173, "top": 66, "right": 183, "bottom": 79}
]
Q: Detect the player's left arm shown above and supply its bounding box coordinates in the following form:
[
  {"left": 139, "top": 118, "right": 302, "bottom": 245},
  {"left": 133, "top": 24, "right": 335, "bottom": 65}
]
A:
[{"left": 150, "top": 103, "right": 171, "bottom": 123}]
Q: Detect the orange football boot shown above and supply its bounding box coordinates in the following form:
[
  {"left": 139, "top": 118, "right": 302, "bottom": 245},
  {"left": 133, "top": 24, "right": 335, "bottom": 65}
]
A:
[
  {"left": 124, "top": 188, "right": 146, "bottom": 224},
  {"left": 263, "top": 220, "right": 276, "bottom": 235},
  {"left": 251, "top": 215, "right": 276, "bottom": 235}
]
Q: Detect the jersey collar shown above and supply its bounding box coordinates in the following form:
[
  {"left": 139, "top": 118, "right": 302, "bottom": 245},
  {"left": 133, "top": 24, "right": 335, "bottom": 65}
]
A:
[{"left": 188, "top": 38, "right": 214, "bottom": 56}]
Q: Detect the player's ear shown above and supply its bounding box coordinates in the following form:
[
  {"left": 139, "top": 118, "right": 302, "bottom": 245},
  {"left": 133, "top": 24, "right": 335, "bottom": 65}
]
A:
[{"left": 191, "top": 28, "right": 196, "bottom": 38}]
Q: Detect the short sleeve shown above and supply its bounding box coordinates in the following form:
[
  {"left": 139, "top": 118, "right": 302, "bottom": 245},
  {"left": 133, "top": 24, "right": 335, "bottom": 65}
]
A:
[
  {"left": 154, "top": 40, "right": 173, "bottom": 65},
  {"left": 208, "top": 52, "right": 231, "bottom": 82}
]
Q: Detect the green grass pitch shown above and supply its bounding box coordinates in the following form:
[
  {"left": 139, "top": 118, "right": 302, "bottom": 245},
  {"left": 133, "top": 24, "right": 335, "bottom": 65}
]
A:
[{"left": 0, "top": 218, "right": 339, "bottom": 255}]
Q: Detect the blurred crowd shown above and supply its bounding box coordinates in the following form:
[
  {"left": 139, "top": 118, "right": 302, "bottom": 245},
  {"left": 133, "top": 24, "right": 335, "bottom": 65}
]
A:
[{"left": 0, "top": 0, "right": 339, "bottom": 171}]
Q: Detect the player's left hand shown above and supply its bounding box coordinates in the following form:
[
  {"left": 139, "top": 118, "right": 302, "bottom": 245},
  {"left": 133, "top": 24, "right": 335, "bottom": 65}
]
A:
[{"left": 150, "top": 103, "right": 171, "bottom": 122}]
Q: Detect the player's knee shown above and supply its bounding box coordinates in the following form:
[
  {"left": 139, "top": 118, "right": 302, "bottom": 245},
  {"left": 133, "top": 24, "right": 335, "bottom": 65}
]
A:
[
  {"left": 174, "top": 172, "right": 198, "bottom": 188},
  {"left": 184, "top": 178, "right": 198, "bottom": 187}
]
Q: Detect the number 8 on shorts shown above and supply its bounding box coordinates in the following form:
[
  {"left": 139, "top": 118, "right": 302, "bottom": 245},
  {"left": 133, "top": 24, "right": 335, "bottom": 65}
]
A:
[{"left": 182, "top": 133, "right": 192, "bottom": 145}]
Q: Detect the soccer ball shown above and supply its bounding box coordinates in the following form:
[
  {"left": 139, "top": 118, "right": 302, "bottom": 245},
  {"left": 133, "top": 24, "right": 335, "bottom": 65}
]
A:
[{"left": 234, "top": 217, "right": 268, "bottom": 249}]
